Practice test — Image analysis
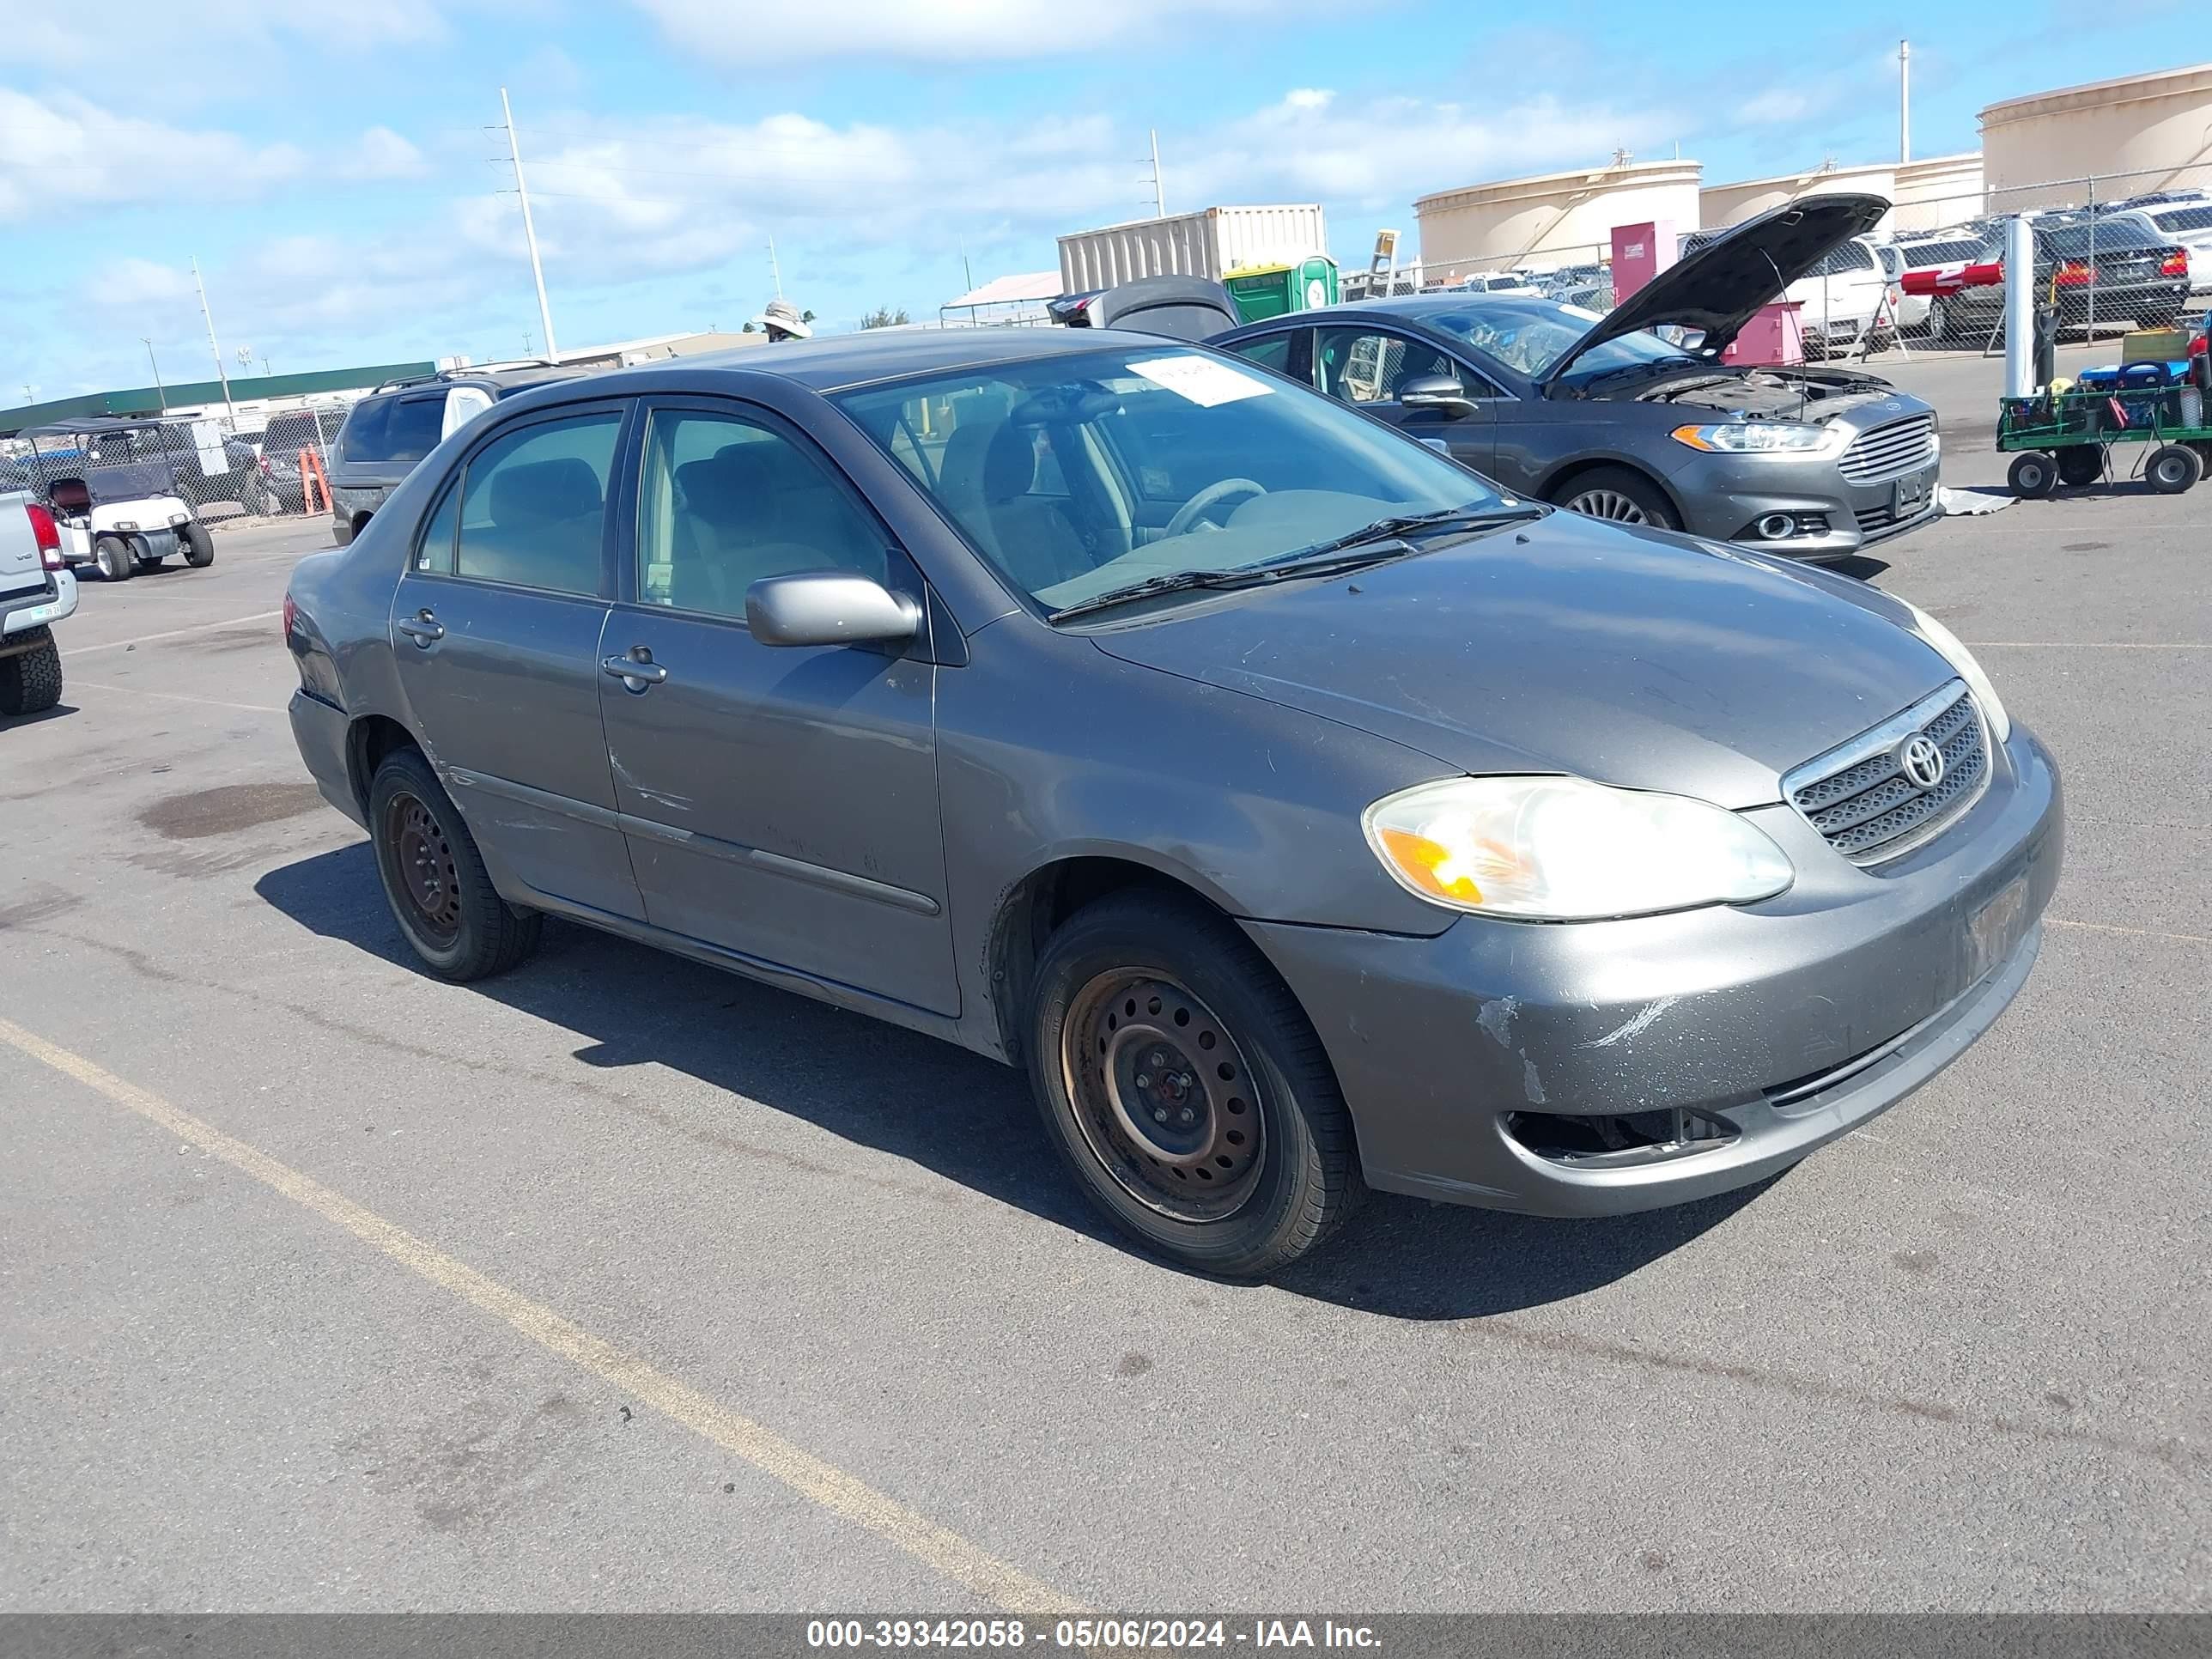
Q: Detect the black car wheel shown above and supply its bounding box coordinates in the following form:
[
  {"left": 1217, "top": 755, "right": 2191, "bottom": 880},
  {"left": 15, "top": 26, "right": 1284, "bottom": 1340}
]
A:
[
  {"left": 93, "top": 536, "right": 133, "bottom": 581},
  {"left": 2146, "top": 443, "right": 2203, "bottom": 494},
  {"left": 1923, "top": 296, "right": 1952, "bottom": 342},
  {"left": 1555, "top": 466, "right": 1680, "bottom": 531},
  {"left": 2057, "top": 447, "right": 2105, "bottom": 487},
  {"left": 368, "top": 746, "right": 542, "bottom": 981},
  {"left": 181, "top": 520, "right": 216, "bottom": 568},
  {"left": 2008, "top": 452, "right": 2059, "bottom": 499},
  {"left": 0, "top": 629, "right": 63, "bottom": 716},
  {"left": 1028, "top": 890, "right": 1360, "bottom": 1278}
]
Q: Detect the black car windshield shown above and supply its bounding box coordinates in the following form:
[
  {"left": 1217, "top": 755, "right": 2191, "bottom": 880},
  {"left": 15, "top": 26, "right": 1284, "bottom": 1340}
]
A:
[
  {"left": 834, "top": 345, "right": 1500, "bottom": 613},
  {"left": 1411, "top": 297, "right": 1695, "bottom": 386}
]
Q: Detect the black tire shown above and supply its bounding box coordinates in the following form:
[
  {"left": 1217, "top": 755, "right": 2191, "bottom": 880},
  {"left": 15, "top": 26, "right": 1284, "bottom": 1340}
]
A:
[
  {"left": 137, "top": 554, "right": 165, "bottom": 572},
  {"left": 0, "top": 629, "right": 63, "bottom": 716},
  {"left": 181, "top": 520, "right": 216, "bottom": 567},
  {"left": 2147, "top": 443, "right": 2203, "bottom": 494},
  {"left": 367, "top": 745, "right": 542, "bottom": 981},
  {"left": 2056, "top": 446, "right": 2105, "bottom": 487},
  {"left": 1924, "top": 296, "right": 1953, "bottom": 342},
  {"left": 2008, "top": 452, "right": 2058, "bottom": 499},
  {"left": 94, "top": 535, "right": 133, "bottom": 581},
  {"left": 1553, "top": 465, "right": 1680, "bottom": 531},
  {"left": 1026, "top": 890, "right": 1361, "bottom": 1278}
]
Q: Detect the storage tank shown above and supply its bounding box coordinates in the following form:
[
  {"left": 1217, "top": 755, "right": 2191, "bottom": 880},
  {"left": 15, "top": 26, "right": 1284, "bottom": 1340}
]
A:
[
  {"left": 1413, "top": 158, "right": 1703, "bottom": 278},
  {"left": 1057, "top": 205, "right": 1328, "bottom": 293},
  {"left": 1701, "top": 162, "right": 1901, "bottom": 233},
  {"left": 1981, "top": 63, "right": 2212, "bottom": 210}
]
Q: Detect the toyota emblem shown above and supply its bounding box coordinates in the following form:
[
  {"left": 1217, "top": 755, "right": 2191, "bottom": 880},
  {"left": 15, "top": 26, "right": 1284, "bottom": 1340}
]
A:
[{"left": 1899, "top": 734, "right": 1946, "bottom": 789}]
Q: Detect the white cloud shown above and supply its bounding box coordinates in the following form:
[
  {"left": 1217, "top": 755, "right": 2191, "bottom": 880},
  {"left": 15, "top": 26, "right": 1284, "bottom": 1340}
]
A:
[
  {"left": 9, "top": 0, "right": 447, "bottom": 83},
  {"left": 631, "top": 0, "right": 1338, "bottom": 64},
  {"left": 0, "top": 91, "right": 309, "bottom": 221},
  {"left": 337, "top": 127, "right": 432, "bottom": 182}
]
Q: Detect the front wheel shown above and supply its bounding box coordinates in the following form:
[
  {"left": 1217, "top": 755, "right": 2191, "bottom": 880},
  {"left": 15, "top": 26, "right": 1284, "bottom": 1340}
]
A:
[
  {"left": 2057, "top": 446, "right": 2105, "bottom": 487},
  {"left": 2146, "top": 443, "right": 2203, "bottom": 494},
  {"left": 181, "top": 520, "right": 216, "bottom": 567},
  {"left": 368, "top": 746, "right": 542, "bottom": 981},
  {"left": 94, "top": 536, "right": 133, "bottom": 581},
  {"left": 2008, "top": 452, "right": 2058, "bottom": 499},
  {"left": 1027, "top": 891, "right": 1360, "bottom": 1278},
  {"left": 1553, "top": 465, "right": 1680, "bottom": 531}
]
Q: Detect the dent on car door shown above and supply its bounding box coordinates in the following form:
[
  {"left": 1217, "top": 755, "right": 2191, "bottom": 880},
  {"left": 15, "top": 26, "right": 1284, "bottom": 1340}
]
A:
[
  {"left": 386, "top": 403, "right": 646, "bottom": 922},
  {"left": 1310, "top": 325, "right": 1497, "bottom": 473},
  {"left": 595, "top": 398, "right": 960, "bottom": 1017}
]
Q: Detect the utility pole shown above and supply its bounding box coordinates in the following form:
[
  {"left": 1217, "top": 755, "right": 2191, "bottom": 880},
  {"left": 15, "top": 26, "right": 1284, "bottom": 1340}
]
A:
[
  {"left": 1899, "top": 40, "right": 1911, "bottom": 163},
  {"left": 191, "top": 257, "right": 239, "bottom": 422},
  {"left": 501, "top": 87, "right": 558, "bottom": 362},
  {"left": 768, "top": 235, "right": 784, "bottom": 300},
  {"left": 143, "top": 339, "right": 168, "bottom": 414},
  {"left": 1149, "top": 128, "right": 1166, "bottom": 217}
]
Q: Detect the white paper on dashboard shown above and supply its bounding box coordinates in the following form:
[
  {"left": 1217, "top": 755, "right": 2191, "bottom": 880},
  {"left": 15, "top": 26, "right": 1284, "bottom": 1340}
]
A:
[{"left": 1127, "top": 356, "right": 1273, "bottom": 407}]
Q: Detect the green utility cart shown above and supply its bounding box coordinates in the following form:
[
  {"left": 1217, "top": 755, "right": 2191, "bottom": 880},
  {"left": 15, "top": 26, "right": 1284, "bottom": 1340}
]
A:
[
  {"left": 1224, "top": 257, "right": 1340, "bottom": 325},
  {"left": 1996, "top": 380, "right": 2212, "bottom": 497}
]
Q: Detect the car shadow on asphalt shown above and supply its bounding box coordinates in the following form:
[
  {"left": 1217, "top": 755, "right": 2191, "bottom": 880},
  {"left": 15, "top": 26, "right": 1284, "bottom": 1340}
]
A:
[
  {"left": 2, "top": 702, "right": 82, "bottom": 729},
  {"left": 255, "top": 842, "right": 1765, "bottom": 1320}
]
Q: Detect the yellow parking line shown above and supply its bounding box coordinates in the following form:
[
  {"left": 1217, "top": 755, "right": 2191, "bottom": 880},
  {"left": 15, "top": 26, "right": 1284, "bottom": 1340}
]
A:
[
  {"left": 1965, "top": 641, "right": 2212, "bottom": 649},
  {"left": 64, "top": 611, "right": 284, "bottom": 655},
  {"left": 66, "top": 682, "right": 285, "bottom": 714},
  {"left": 2049, "top": 917, "right": 2211, "bottom": 947},
  {"left": 0, "top": 1017, "right": 1086, "bottom": 1617}
]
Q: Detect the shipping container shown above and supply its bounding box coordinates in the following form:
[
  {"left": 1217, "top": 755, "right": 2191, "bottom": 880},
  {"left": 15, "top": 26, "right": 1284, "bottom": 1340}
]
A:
[{"left": 1057, "top": 205, "right": 1330, "bottom": 294}]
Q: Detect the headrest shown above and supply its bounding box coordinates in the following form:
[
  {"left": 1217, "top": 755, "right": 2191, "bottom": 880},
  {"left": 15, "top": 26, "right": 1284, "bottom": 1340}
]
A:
[
  {"left": 982, "top": 422, "right": 1038, "bottom": 501},
  {"left": 489, "top": 458, "right": 601, "bottom": 528}
]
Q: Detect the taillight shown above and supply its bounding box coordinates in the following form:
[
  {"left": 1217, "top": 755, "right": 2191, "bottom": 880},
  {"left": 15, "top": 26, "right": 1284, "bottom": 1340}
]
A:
[
  {"left": 24, "top": 503, "right": 63, "bottom": 570},
  {"left": 2161, "top": 250, "right": 2189, "bottom": 277},
  {"left": 2054, "top": 260, "right": 2093, "bottom": 287},
  {"left": 282, "top": 592, "right": 298, "bottom": 646}
]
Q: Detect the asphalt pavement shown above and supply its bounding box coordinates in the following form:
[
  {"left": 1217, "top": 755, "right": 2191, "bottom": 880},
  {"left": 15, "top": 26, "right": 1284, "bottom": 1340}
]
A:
[{"left": 2, "top": 463, "right": 2205, "bottom": 1614}]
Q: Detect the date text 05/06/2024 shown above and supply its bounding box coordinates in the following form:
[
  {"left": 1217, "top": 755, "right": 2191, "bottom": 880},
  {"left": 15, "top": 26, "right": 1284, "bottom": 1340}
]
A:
[{"left": 805, "top": 1619, "right": 1382, "bottom": 1650}]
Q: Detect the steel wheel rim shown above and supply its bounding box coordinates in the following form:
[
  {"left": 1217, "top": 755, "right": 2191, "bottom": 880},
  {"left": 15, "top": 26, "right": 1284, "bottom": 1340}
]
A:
[
  {"left": 384, "top": 792, "right": 462, "bottom": 946},
  {"left": 1567, "top": 489, "right": 1650, "bottom": 524},
  {"left": 1060, "top": 972, "right": 1265, "bottom": 1223}
]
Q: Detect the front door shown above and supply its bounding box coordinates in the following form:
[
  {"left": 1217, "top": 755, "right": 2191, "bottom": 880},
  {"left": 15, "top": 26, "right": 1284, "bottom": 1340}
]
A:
[
  {"left": 387, "top": 401, "right": 645, "bottom": 922},
  {"left": 596, "top": 399, "right": 958, "bottom": 1017},
  {"left": 1311, "top": 325, "right": 1497, "bottom": 475}
]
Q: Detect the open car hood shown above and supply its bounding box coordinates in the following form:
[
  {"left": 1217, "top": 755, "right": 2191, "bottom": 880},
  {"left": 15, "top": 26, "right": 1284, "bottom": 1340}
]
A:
[{"left": 1541, "top": 193, "right": 1892, "bottom": 386}]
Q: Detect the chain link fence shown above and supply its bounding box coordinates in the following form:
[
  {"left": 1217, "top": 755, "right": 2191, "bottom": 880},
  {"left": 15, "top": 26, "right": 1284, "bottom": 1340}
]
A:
[
  {"left": 1368, "top": 160, "right": 2212, "bottom": 362},
  {"left": 1, "top": 404, "right": 353, "bottom": 523}
]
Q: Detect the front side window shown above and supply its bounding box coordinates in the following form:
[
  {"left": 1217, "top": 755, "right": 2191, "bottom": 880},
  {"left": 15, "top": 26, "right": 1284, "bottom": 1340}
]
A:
[
  {"left": 1315, "top": 329, "right": 1455, "bottom": 404},
  {"left": 635, "top": 409, "right": 886, "bottom": 621},
  {"left": 450, "top": 410, "right": 622, "bottom": 595},
  {"left": 835, "top": 345, "right": 1497, "bottom": 613}
]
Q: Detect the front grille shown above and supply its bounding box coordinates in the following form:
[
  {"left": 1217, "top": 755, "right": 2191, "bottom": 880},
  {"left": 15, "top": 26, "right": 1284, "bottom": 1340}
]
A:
[
  {"left": 1784, "top": 681, "right": 1990, "bottom": 864},
  {"left": 1838, "top": 413, "right": 1939, "bottom": 484}
]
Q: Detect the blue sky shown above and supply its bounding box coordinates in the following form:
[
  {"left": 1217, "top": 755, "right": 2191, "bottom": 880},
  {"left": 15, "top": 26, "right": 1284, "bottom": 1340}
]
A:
[{"left": 0, "top": 0, "right": 2196, "bottom": 403}]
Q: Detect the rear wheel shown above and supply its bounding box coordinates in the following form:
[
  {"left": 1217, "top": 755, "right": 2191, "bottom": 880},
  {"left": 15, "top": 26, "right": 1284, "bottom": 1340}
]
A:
[
  {"left": 2057, "top": 446, "right": 2105, "bottom": 487},
  {"left": 2146, "top": 443, "right": 2203, "bottom": 494},
  {"left": 1027, "top": 891, "right": 1360, "bottom": 1278},
  {"left": 0, "top": 629, "right": 63, "bottom": 716},
  {"left": 2008, "top": 452, "right": 2058, "bottom": 499},
  {"left": 181, "top": 520, "right": 216, "bottom": 567},
  {"left": 1924, "top": 296, "right": 1953, "bottom": 342},
  {"left": 367, "top": 746, "right": 542, "bottom": 981},
  {"left": 1553, "top": 465, "right": 1680, "bottom": 531},
  {"left": 94, "top": 535, "right": 133, "bottom": 581}
]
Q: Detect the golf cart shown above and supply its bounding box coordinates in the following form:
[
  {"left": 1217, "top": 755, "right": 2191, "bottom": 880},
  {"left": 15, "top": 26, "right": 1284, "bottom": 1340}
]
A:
[{"left": 19, "top": 417, "right": 216, "bottom": 582}]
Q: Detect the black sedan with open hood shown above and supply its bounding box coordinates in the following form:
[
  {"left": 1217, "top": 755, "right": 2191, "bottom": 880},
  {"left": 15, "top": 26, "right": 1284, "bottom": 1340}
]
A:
[{"left": 1212, "top": 194, "right": 1941, "bottom": 563}]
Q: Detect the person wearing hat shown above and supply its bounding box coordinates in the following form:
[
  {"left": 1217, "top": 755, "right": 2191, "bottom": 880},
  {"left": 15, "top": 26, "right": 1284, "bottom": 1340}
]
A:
[{"left": 753, "top": 298, "right": 813, "bottom": 343}]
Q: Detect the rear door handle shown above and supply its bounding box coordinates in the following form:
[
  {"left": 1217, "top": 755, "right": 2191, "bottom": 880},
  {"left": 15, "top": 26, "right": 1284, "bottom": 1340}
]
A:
[
  {"left": 396, "top": 612, "right": 444, "bottom": 646},
  {"left": 602, "top": 653, "right": 669, "bottom": 687}
]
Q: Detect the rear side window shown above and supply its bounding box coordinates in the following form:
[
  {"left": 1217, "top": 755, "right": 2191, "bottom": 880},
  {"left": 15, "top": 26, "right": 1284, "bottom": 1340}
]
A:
[
  {"left": 1228, "top": 334, "right": 1292, "bottom": 375},
  {"left": 337, "top": 396, "right": 393, "bottom": 461},
  {"left": 385, "top": 397, "right": 447, "bottom": 465},
  {"left": 2153, "top": 205, "right": 2212, "bottom": 234},
  {"left": 451, "top": 411, "right": 623, "bottom": 596}
]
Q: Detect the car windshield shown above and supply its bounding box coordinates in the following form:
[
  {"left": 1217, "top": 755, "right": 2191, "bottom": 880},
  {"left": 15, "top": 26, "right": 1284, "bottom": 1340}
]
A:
[
  {"left": 2150, "top": 205, "right": 2212, "bottom": 234},
  {"left": 833, "top": 345, "right": 1500, "bottom": 614},
  {"left": 1411, "top": 297, "right": 1694, "bottom": 386}
]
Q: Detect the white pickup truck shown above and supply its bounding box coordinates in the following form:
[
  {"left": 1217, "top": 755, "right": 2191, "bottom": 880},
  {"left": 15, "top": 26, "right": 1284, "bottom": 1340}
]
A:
[{"left": 2, "top": 490, "right": 79, "bottom": 716}]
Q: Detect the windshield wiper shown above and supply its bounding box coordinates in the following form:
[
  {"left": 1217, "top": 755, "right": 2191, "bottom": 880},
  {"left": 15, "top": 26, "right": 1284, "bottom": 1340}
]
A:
[
  {"left": 1274, "top": 502, "right": 1547, "bottom": 563},
  {"left": 1046, "top": 544, "right": 1420, "bottom": 623}
]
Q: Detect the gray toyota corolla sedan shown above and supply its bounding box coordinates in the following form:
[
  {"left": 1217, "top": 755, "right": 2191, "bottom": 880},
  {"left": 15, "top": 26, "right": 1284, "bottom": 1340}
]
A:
[{"left": 283, "top": 326, "right": 2061, "bottom": 1278}]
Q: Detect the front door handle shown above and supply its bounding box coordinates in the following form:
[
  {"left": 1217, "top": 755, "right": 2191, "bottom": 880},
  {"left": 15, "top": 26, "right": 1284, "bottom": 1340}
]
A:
[
  {"left": 602, "top": 653, "right": 669, "bottom": 688},
  {"left": 396, "top": 611, "right": 444, "bottom": 646}
]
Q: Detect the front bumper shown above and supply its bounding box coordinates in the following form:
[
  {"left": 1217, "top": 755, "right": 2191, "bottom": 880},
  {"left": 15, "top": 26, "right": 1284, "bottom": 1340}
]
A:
[
  {"left": 1245, "top": 726, "right": 2062, "bottom": 1218},
  {"left": 2, "top": 568, "right": 78, "bottom": 638},
  {"left": 1671, "top": 445, "right": 1942, "bottom": 564}
]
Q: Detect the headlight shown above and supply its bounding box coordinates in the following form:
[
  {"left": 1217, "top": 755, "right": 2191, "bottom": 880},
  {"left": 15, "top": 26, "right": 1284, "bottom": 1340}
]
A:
[
  {"left": 1364, "top": 775, "right": 1795, "bottom": 921},
  {"left": 1670, "top": 422, "right": 1839, "bottom": 454},
  {"left": 113, "top": 520, "right": 139, "bottom": 532},
  {"left": 1897, "top": 597, "right": 2010, "bottom": 743}
]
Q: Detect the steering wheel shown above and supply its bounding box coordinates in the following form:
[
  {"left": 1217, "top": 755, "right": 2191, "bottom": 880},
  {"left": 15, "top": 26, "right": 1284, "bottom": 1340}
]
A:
[{"left": 1164, "top": 477, "right": 1266, "bottom": 538}]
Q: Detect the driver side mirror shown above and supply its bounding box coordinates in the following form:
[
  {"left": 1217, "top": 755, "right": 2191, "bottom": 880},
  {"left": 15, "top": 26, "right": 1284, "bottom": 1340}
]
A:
[
  {"left": 1397, "top": 374, "right": 1475, "bottom": 418},
  {"left": 745, "top": 570, "right": 922, "bottom": 648}
]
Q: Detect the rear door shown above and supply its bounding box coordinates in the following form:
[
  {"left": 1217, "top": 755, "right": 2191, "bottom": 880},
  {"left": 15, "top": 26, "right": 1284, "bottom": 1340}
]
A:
[
  {"left": 595, "top": 397, "right": 958, "bottom": 1015},
  {"left": 1310, "top": 324, "right": 1498, "bottom": 475},
  {"left": 387, "top": 400, "right": 646, "bottom": 923}
]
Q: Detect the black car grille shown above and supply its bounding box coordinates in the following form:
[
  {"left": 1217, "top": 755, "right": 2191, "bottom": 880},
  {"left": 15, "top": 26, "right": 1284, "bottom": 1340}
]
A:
[
  {"left": 1785, "top": 683, "right": 1990, "bottom": 863},
  {"left": 1838, "top": 413, "right": 1939, "bottom": 484}
]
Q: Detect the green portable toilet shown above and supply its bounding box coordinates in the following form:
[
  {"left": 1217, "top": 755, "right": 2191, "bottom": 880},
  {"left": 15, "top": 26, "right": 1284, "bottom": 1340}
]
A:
[{"left": 1225, "top": 256, "right": 1339, "bottom": 323}]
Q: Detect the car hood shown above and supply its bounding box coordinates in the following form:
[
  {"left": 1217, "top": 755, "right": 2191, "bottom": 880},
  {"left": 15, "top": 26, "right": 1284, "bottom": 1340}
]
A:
[
  {"left": 1088, "top": 514, "right": 1953, "bottom": 810},
  {"left": 1543, "top": 193, "right": 1892, "bottom": 384}
]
